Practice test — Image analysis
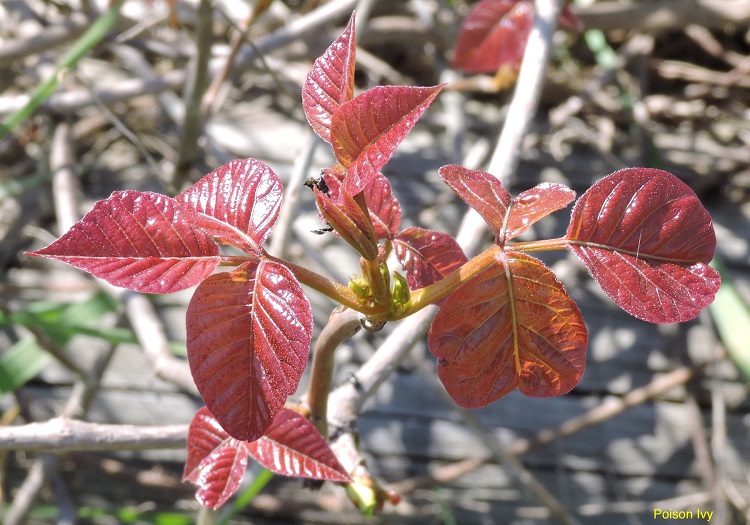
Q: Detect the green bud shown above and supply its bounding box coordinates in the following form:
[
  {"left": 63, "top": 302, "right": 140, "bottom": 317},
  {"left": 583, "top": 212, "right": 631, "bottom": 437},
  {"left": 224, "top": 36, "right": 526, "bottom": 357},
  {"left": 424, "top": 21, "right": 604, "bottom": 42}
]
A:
[
  {"left": 345, "top": 481, "right": 378, "bottom": 516},
  {"left": 348, "top": 275, "right": 371, "bottom": 300},
  {"left": 391, "top": 271, "right": 411, "bottom": 311}
]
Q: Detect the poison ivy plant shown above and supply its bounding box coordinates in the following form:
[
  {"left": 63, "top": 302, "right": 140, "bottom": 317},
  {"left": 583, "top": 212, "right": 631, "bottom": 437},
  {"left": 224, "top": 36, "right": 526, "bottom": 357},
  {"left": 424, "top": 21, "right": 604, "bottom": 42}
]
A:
[
  {"left": 451, "top": 0, "right": 582, "bottom": 88},
  {"left": 26, "top": 12, "right": 720, "bottom": 511}
]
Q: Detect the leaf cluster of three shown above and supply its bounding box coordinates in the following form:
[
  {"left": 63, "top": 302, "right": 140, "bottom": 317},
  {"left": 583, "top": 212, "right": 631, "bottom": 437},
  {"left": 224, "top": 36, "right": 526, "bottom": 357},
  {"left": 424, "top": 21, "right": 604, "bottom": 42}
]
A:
[{"left": 27, "top": 12, "right": 720, "bottom": 509}]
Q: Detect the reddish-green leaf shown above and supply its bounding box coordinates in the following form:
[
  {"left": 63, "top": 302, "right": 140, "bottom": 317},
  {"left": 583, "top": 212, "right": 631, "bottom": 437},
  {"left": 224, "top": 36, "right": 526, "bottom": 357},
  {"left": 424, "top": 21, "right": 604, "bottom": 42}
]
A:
[
  {"left": 451, "top": 0, "right": 534, "bottom": 74},
  {"left": 321, "top": 167, "right": 401, "bottom": 240},
  {"left": 439, "top": 164, "right": 510, "bottom": 240},
  {"left": 302, "top": 14, "right": 356, "bottom": 143},
  {"left": 27, "top": 191, "right": 220, "bottom": 294},
  {"left": 566, "top": 168, "right": 720, "bottom": 323},
  {"left": 331, "top": 85, "right": 444, "bottom": 195},
  {"left": 506, "top": 183, "right": 576, "bottom": 240},
  {"left": 428, "top": 251, "right": 587, "bottom": 408},
  {"left": 314, "top": 183, "right": 379, "bottom": 260},
  {"left": 246, "top": 409, "right": 351, "bottom": 482},
  {"left": 177, "top": 158, "right": 283, "bottom": 255},
  {"left": 183, "top": 407, "right": 249, "bottom": 509},
  {"left": 394, "top": 227, "right": 467, "bottom": 304},
  {"left": 186, "top": 259, "right": 313, "bottom": 442}
]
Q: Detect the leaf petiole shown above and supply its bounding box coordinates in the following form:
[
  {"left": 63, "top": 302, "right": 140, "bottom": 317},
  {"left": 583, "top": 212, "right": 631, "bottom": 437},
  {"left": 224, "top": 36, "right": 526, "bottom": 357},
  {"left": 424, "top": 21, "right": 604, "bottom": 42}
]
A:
[
  {"left": 262, "top": 253, "right": 376, "bottom": 315},
  {"left": 503, "top": 236, "right": 569, "bottom": 253},
  {"left": 395, "top": 244, "right": 503, "bottom": 319}
]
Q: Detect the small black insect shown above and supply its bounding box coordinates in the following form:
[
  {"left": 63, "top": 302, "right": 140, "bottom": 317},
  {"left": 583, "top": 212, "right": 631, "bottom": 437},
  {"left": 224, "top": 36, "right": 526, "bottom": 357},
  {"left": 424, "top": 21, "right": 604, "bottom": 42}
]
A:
[
  {"left": 306, "top": 173, "right": 334, "bottom": 234},
  {"left": 311, "top": 224, "right": 334, "bottom": 235}
]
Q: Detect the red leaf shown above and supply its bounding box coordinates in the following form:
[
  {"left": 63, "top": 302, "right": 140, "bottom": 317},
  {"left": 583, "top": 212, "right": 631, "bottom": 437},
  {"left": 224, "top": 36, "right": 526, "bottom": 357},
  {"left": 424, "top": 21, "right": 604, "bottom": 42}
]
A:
[
  {"left": 27, "top": 191, "right": 220, "bottom": 294},
  {"left": 428, "top": 251, "right": 587, "bottom": 408},
  {"left": 331, "top": 85, "right": 444, "bottom": 195},
  {"left": 451, "top": 0, "right": 534, "bottom": 74},
  {"left": 566, "top": 168, "right": 720, "bottom": 323},
  {"left": 177, "top": 159, "right": 283, "bottom": 255},
  {"left": 247, "top": 409, "right": 351, "bottom": 482},
  {"left": 506, "top": 182, "right": 576, "bottom": 240},
  {"left": 186, "top": 260, "right": 313, "bottom": 441},
  {"left": 183, "top": 407, "right": 249, "bottom": 509},
  {"left": 302, "top": 14, "right": 356, "bottom": 143},
  {"left": 363, "top": 172, "right": 401, "bottom": 239},
  {"left": 439, "top": 164, "right": 510, "bottom": 240},
  {"left": 394, "top": 227, "right": 467, "bottom": 304}
]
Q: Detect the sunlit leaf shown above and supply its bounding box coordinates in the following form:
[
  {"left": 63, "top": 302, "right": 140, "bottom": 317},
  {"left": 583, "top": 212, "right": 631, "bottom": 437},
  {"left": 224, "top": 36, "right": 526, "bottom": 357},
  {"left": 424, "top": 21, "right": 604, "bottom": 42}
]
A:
[
  {"left": 183, "top": 407, "right": 249, "bottom": 509},
  {"left": 566, "top": 168, "right": 720, "bottom": 323},
  {"left": 451, "top": 0, "right": 534, "bottom": 74},
  {"left": 362, "top": 172, "right": 401, "bottom": 239},
  {"left": 439, "top": 164, "right": 510, "bottom": 240},
  {"left": 27, "top": 191, "right": 220, "bottom": 294},
  {"left": 428, "top": 250, "right": 587, "bottom": 408},
  {"left": 247, "top": 409, "right": 351, "bottom": 482},
  {"left": 186, "top": 260, "right": 313, "bottom": 441},
  {"left": 331, "top": 85, "right": 444, "bottom": 194},
  {"left": 302, "top": 14, "right": 356, "bottom": 142},
  {"left": 506, "top": 182, "right": 576, "bottom": 240},
  {"left": 177, "top": 158, "right": 283, "bottom": 255},
  {"left": 394, "top": 227, "right": 467, "bottom": 304}
]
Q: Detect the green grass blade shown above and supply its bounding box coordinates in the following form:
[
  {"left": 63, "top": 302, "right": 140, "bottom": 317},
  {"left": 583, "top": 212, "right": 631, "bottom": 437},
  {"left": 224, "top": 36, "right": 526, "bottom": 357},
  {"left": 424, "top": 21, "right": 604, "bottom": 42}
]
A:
[
  {"left": 0, "top": 337, "right": 51, "bottom": 393},
  {"left": 709, "top": 257, "right": 750, "bottom": 382},
  {"left": 0, "top": 0, "right": 126, "bottom": 139}
]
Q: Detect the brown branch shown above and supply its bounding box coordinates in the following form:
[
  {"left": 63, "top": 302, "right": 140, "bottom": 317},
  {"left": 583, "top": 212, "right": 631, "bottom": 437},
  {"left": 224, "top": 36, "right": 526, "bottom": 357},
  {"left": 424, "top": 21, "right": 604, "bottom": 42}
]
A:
[
  {"left": 172, "top": 0, "right": 213, "bottom": 190},
  {"left": 0, "top": 418, "right": 187, "bottom": 453},
  {"left": 305, "top": 307, "right": 362, "bottom": 437},
  {"left": 389, "top": 363, "right": 704, "bottom": 496},
  {"left": 0, "top": 13, "right": 91, "bottom": 68},
  {"left": 573, "top": 0, "right": 750, "bottom": 34}
]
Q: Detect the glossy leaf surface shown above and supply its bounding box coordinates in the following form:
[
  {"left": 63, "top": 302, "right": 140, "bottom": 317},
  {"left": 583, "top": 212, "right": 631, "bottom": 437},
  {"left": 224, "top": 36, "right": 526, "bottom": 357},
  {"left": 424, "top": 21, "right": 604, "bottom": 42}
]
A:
[
  {"left": 451, "top": 0, "right": 534, "bottom": 74},
  {"left": 428, "top": 251, "right": 587, "bottom": 408},
  {"left": 302, "top": 14, "right": 356, "bottom": 142},
  {"left": 246, "top": 409, "right": 351, "bottom": 482},
  {"left": 186, "top": 260, "right": 313, "bottom": 442},
  {"left": 362, "top": 172, "right": 401, "bottom": 239},
  {"left": 506, "top": 183, "right": 576, "bottom": 240},
  {"left": 177, "top": 158, "right": 283, "bottom": 255},
  {"left": 394, "top": 227, "right": 467, "bottom": 304},
  {"left": 439, "top": 164, "right": 511, "bottom": 240},
  {"left": 183, "top": 407, "right": 248, "bottom": 509},
  {"left": 331, "top": 85, "right": 443, "bottom": 195},
  {"left": 28, "top": 191, "right": 220, "bottom": 294},
  {"left": 566, "top": 168, "right": 720, "bottom": 323},
  {"left": 184, "top": 407, "right": 350, "bottom": 509}
]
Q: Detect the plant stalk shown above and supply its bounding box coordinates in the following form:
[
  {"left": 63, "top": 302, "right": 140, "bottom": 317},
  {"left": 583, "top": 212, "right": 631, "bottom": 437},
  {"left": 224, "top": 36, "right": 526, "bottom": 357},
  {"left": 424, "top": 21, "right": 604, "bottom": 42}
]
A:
[
  {"left": 396, "top": 244, "right": 503, "bottom": 319},
  {"left": 262, "top": 254, "right": 373, "bottom": 314},
  {"left": 306, "top": 307, "right": 362, "bottom": 437}
]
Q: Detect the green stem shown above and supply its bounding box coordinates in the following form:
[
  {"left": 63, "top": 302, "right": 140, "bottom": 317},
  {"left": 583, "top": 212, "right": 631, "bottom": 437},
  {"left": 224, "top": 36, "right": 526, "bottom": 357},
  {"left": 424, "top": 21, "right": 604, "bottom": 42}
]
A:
[
  {"left": 0, "top": 0, "right": 126, "bottom": 139},
  {"left": 396, "top": 244, "right": 502, "bottom": 319},
  {"left": 263, "top": 253, "right": 376, "bottom": 315},
  {"left": 394, "top": 236, "right": 571, "bottom": 320},
  {"left": 306, "top": 307, "right": 362, "bottom": 437}
]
